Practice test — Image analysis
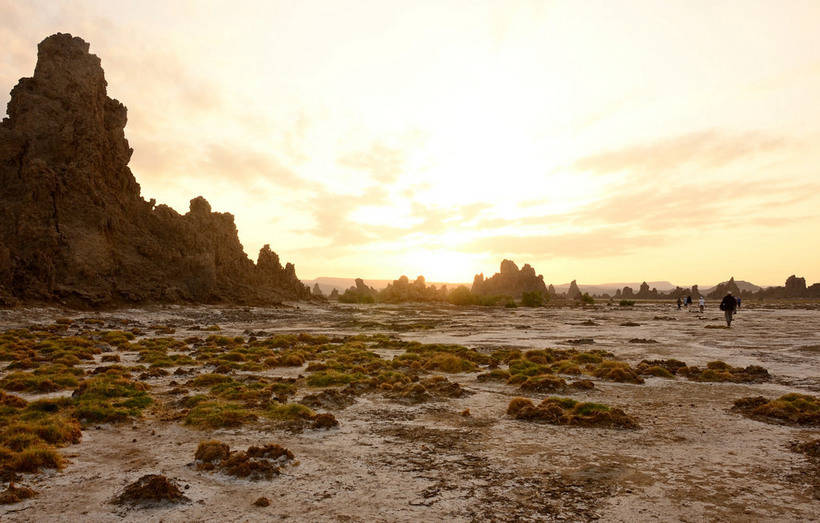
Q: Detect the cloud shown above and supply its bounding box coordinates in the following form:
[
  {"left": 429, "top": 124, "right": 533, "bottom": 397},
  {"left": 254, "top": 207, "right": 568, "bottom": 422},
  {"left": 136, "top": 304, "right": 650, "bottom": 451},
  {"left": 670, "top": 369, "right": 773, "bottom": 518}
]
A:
[
  {"left": 200, "top": 143, "right": 306, "bottom": 188},
  {"left": 337, "top": 143, "right": 405, "bottom": 184},
  {"left": 461, "top": 230, "right": 665, "bottom": 258},
  {"left": 572, "top": 130, "right": 788, "bottom": 176}
]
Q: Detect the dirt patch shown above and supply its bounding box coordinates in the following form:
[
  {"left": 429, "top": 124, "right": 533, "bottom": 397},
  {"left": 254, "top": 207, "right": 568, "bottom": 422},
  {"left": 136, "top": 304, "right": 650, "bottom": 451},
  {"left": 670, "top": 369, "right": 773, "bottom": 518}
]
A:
[{"left": 299, "top": 389, "right": 356, "bottom": 410}]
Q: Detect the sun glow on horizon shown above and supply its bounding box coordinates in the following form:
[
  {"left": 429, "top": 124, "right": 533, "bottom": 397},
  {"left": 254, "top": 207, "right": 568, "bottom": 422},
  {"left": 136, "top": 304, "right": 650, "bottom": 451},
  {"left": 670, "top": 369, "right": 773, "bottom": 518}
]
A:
[{"left": 2, "top": 1, "right": 820, "bottom": 286}]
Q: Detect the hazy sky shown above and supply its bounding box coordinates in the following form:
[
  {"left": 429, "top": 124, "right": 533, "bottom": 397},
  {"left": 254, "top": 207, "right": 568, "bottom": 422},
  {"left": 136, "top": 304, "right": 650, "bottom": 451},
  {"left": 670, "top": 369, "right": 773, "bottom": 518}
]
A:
[{"left": 2, "top": 0, "right": 820, "bottom": 286}]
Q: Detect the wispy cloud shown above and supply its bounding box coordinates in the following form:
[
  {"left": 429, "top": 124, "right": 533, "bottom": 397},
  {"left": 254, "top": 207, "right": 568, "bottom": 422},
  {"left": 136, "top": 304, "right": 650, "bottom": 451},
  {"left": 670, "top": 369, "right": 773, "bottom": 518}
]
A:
[
  {"left": 337, "top": 143, "right": 405, "bottom": 184},
  {"left": 572, "top": 130, "right": 788, "bottom": 176}
]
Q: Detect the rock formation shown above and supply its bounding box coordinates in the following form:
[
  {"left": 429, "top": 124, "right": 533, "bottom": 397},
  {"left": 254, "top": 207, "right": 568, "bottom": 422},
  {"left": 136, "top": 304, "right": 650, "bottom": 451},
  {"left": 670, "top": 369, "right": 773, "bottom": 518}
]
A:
[
  {"left": 338, "top": 278, "right": 378, "bottom": 303},
  {"left": 471, "top": 260, "right": 548, "bottom": 298},
  {"left": 0, "top": 34, "right": 309, "bottom": 307},
  {"left": 784, "top": 275, "right": 807, "bottom": 297},
  {"left": 566, "top": 280, "right": 582, "bottom": 300},
  {"left": 311, "top": 283, "right": 324, "bottom": 298},
  {"left": 707, "top": 277, "right": 741, "bottom": 299},
  {"left": 379, "top": 275, "right": 448, "bottom": 303}
]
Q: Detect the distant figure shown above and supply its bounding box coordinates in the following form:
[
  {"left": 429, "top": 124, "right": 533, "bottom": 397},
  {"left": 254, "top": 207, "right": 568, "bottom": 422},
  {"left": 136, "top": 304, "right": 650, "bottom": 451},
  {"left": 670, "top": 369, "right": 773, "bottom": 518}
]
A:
[
  {"left": 698, "top": 296, "right": 705, "bottom": 313},
  {"left": 720, "top": 291, "right": 738, "bottom": 327},
  {"left": 677, "top": 297, "right": 682, "bottom": 310},
  {"left": 685, "top": 295, "right": 692, "bottom": 308},
  {"left": 736, "top": 296, "right": 742, "bottom": 310}
]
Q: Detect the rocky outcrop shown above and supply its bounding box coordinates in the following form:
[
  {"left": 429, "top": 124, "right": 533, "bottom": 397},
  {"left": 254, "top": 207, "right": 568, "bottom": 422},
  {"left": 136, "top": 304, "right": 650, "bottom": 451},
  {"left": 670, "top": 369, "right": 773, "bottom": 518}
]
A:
[
  {"left": 784, "top": 275, "right": 807, "bottom": 297},
  {"left": 312, "top": 283, "right": 324, "bottom": 297},
  {"left": 339, "top": 278, "right": 378, "bottom": 303},
  {"left": 0, "top": 34, "right": 309, "bottom": 307},
  {"left": 707, "top": 277, "right": 741, "bottom": 299},
  {"left": 379, "top": 275, "right": 448, "bottom": 303},
  {"left": 566, "top": 280, "right": 581, "bottom": 300},
  {"left": 471, "top": 260, "right": 548, "bottom": 298}
]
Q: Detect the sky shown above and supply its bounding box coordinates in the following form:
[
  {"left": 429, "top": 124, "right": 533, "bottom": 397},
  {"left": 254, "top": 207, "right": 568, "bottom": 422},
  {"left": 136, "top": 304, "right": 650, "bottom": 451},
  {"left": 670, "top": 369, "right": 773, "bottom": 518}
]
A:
[{"left": 2, "top": 0, "right": 820, "bottom": 286}]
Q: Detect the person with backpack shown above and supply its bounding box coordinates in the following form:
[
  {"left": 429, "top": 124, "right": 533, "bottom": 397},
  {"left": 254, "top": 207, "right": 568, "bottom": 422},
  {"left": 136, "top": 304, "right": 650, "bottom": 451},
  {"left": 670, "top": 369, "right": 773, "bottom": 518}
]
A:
[
  {"left": 720, "top": 291, "right": 738, "bottom": 327},
  {"left": 698, "top": 296, "right": 705, "bottom": 313}
]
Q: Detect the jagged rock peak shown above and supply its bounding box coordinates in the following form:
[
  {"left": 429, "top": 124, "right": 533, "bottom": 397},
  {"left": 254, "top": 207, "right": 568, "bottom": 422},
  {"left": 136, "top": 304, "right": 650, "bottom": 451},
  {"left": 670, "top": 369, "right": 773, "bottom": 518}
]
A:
[
  {"left": 472, "top": 259, "right": 547, "bottom": 298},
  {"left": 0, "top": 34, "right": 309, "bottom": 307}
]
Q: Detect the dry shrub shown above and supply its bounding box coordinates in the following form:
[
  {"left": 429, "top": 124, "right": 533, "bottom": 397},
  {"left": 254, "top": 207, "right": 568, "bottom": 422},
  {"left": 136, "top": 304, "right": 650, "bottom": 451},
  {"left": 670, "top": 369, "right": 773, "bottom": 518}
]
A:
[
  {"left": 421, "top": 353, "right": 476, "bottom": 373},
  {"left": 312, "top": 413, "right": 339, "bottom": 429},
  {"left": 519, "top": 375, "right": 568, "bottom": 393},
  {"left": 194, "top": 440, "right": 230, "bottom": 463},
  {"left": 507, "top": 397, "right": 534, "bottom": 416},
  {"left": 507, "top": 397, "right": 639, "bottom": 429},
  {"left": 114, "top": 474, "right": 188, "bottom": 505},
  {"left": 589, "top": 361, "right": 644, "bottom": 384},
  {"left": 680, "top": 361, "right": 770, "bottom": 383},
  {"left": 476, "top": 369, "right": 511, "bottom": 382},
  {"left": 732, "top": 393, "right": 819, "bottom": 425},
  {"left": 194, "top": 441, "right": 294, "bottom": 480},
  {"left": 791, "top": 439, "right": 820, "bottom": 459},
  {"left": 0, "top": 482, "right": 37, "bottom": 505}
]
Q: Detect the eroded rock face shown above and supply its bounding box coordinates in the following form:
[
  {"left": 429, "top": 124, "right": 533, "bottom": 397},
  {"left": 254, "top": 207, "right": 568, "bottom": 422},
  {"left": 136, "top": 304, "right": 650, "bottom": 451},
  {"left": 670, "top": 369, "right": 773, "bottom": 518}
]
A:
[
  {"left": 471, "top": 259, "right": 548, "bottom": 298},
  {"left": 0, "top": 34, "right": 309, "bottom": 307},
  {"left": 566, "top": 280, "right": 581, "bottom": 300},
  {"left": 785, "top": 275, "right": 807, "bottom": 297},
  {"left": 707, "top": 277, "right": 741, "bottom": 299}
]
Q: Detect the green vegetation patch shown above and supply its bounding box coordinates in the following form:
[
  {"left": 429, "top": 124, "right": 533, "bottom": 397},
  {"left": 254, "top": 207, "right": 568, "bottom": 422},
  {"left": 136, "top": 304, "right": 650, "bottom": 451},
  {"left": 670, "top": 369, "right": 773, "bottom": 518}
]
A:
[
  {"left": 184, "top": 400, "right": 258, "bottom": 429},
  {"left": 678, "top": 361, "right": 770, "bottom": 383},
  {"left": 72, "top": 375, "right": 152, "bottom": 424}
]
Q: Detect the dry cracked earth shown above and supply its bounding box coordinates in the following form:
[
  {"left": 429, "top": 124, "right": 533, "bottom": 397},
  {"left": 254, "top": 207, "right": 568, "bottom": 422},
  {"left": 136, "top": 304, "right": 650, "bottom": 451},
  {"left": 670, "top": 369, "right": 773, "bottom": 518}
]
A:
[{"left": 1, "top": 302, "right": 818, "bottom": 522}]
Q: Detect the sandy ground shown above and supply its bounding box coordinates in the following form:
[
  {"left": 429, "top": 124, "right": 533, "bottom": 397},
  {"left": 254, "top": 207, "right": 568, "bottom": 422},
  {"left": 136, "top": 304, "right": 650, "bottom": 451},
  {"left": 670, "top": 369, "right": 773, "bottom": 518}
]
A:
[{"left": 1, "top": 302, "right": 818, "bottom": 521}]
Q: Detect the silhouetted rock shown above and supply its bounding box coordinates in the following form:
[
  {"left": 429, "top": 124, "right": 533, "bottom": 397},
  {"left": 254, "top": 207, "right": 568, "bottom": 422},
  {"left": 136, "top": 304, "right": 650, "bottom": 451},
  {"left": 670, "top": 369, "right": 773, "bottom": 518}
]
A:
[
  {"left": 566, "top": 280, "right": 582, "bottom": 300},
  {"left": 707, "top": 277, "right": 741, "bottom": 299},
  {"left": 339, "top": 278, "right": 378, "bottom": 303},
  {"left": 379, "top": 275, "right": 447, "bottom": 303},
  {"left": 0, "top": 34, "right": 309, "bottom": 307},
  {"left": 471, "top": 260, "right": 548, "bottom": 298},
  {"left": 785, "top": 275, "right": 807, "bottom": 297}
]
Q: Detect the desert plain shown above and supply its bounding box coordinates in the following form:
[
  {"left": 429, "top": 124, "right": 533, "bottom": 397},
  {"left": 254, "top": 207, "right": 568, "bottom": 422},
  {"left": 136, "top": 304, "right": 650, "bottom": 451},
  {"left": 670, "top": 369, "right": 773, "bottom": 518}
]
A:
[{"left": 1, "top": 301, "right": 818, "bottom": 522}]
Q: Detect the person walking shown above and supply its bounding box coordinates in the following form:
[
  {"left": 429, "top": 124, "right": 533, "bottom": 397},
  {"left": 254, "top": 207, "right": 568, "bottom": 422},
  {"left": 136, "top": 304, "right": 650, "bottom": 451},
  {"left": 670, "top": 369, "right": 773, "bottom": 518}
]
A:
[
  {"left": 720, "top": 291, "right": 738, "bottom": 327},
  {"left": 698, "top": 296, "right": 705, "bottom": 313},
  {"left": 677, "top": 297, "right": 682, "bottom": 310}
]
